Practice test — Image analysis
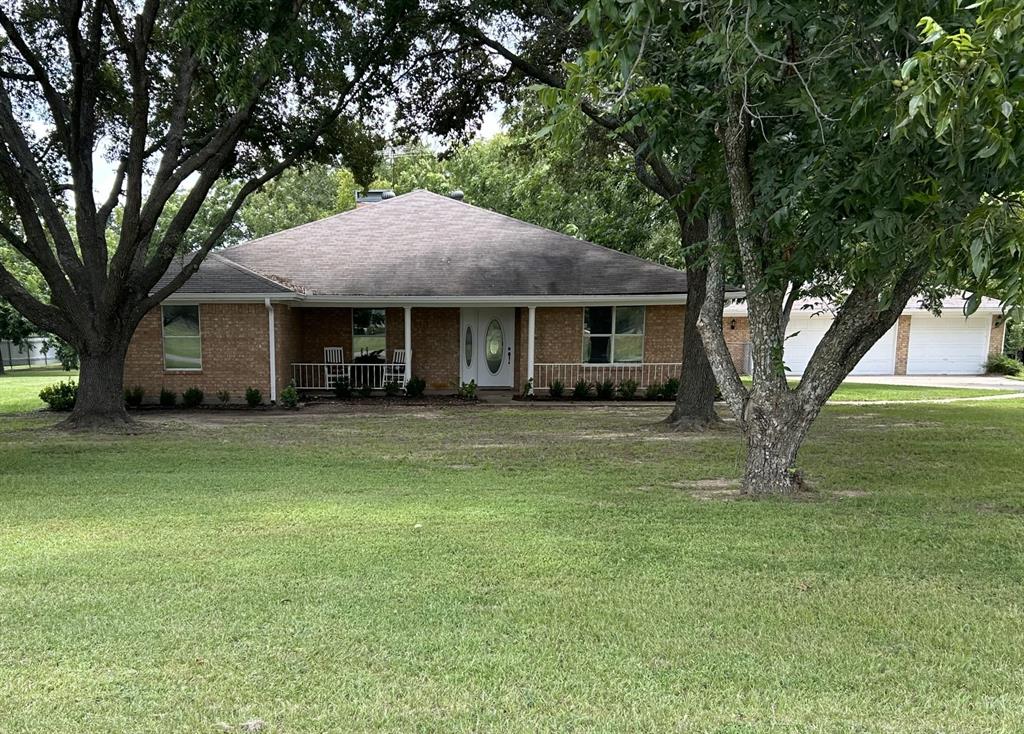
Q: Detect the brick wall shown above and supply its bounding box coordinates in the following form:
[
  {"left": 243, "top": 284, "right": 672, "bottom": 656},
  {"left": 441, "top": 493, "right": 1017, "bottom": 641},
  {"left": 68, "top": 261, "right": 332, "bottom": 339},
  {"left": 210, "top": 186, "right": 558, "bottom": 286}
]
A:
[
  {"left": 274, "top": 304, "right": 301, "bottom": 397},
  {"left": 990, "top": 315, "right": 1007, "bottom": 357},
  {"left": 124, "top": 302, "right": 271, "bottom": 403},
  {"left": 723, "top": 316, "right": 749, "bottom": 374},
  {"left": 643, "top": 305, "right": 684, "bottom": 363},
  {"left": 894, "top": 315, "right": 912, "bottom": 375},
  {"left": 411, "top": 307, "right": 460, "bottom": 389}
]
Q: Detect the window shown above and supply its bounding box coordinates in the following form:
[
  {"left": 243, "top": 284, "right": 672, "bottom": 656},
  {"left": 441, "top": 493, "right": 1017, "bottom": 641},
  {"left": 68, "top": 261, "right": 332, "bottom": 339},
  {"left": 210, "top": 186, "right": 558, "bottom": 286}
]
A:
[
  {"left": 583, "top": 306, "right": 645, "bottom": 363},
  {"left": 162, "top": 305, "right": 202, "bottom": 370},
  {"left": 353, "top": 308, "right": 386, "bottom": 357}
]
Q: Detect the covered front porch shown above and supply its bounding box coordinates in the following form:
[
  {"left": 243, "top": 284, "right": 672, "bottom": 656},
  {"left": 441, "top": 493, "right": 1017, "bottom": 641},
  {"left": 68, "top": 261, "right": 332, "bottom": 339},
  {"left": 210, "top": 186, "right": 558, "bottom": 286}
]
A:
[{"left": 276, "top": 301, "right": 687, "bottom": 397}]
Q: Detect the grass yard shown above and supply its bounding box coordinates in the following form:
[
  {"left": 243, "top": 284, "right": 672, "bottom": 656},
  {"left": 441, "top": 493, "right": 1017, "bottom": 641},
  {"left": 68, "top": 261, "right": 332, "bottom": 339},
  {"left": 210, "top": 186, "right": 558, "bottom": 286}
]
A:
[
  {"left": 1, "top": 395, "right": 1022, "bottom": 732},
  {"left": 0, "top": 367, "right": 78, "bottom": 413}
]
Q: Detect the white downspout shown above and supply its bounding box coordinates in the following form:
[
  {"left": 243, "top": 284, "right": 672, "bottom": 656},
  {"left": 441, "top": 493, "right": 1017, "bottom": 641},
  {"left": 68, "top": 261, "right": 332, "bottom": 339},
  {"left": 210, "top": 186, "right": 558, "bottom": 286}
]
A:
[{"left": 265, "top": 297, "right": 277, "bottom": 403}]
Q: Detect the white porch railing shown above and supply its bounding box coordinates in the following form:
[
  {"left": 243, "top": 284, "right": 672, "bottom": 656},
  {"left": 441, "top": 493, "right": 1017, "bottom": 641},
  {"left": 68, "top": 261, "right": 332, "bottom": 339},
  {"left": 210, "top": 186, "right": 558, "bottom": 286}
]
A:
[
  {"left": 533, "top": 363, "right": 681, "bottom": 389},
  {"left": 291, "top": 362, "right": 406, "bottom": 391}
]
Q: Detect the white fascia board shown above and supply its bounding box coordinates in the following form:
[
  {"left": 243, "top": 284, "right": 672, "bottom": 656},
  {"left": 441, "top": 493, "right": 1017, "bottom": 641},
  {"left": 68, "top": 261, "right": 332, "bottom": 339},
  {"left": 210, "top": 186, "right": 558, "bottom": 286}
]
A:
[{"left": 161, "top": 292, "right": 300, "bottom": 303}]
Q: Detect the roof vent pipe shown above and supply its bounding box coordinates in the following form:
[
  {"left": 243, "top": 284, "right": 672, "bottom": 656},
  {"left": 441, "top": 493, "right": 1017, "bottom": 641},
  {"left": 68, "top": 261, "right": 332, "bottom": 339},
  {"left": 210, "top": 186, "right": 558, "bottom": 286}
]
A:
[{"left": 448, "top": 190, "right": 464, "bottom": 201}]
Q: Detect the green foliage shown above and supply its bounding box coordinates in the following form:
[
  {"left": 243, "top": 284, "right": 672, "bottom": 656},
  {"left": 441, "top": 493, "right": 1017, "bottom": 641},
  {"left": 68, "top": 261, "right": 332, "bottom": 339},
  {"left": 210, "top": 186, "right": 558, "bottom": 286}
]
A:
[
  {"left": 280, "top": 383, "right": 300, "bottom": 409},
  {"left": 383, "top": 380, "right": 403, "bottom": 397},
  {"left": 986, "top": 354, "right": 1023, "bottom": 376},
  {"left": 617, "top": 379, "right": 638, "bottom": 400},
  {"left": 644, "top": 383, "right": 663, "bottom": 401},
  {"left": 661, "top": 378, "right": 680, "bottom": 401},
  {"left": 595, "top": 378, "right": 615, "bottom": 400},
  {"left": 38, "top": 380, "right": 77, "bottom": 411},
  {"left": 572, "top": 379, "right": 592, "bottom": 400},
  {"left": 42, "top": 336, "right": 78, "bottom": 371},
  {"left": 159, "top": 388, "right": 177, "bottom": 408},
  {"left": 456, "top": 380, "right": 477, "bottom": 400},
  {"left": 357, "top": 384, "right": 373, "bottom": 398},
  {"left": 182, "top": 387, "right": 204, "bottom": 408},
  {"left": 333, "top": 377, "right": 352, "bottom": 399},
  {"left": 245, "top": 387, "right": 263, "bottom": 408},
  {"left": 405, "top": 376, "right": 426, "bottom": 398},
  {"left": 124, "top": 386, "right": 144, "bottom": 408},
  {"left": 217, "top": 390, "right": 232, "bottom": 405},
  {"left": 548, "top": 379, "right": 565, "bottom": 399},
  {"left": 521, "top": 377, "right": 534, "bottom": 399},
  {"left": 0, "top": 300, "right": 35, "bottom": 347}
]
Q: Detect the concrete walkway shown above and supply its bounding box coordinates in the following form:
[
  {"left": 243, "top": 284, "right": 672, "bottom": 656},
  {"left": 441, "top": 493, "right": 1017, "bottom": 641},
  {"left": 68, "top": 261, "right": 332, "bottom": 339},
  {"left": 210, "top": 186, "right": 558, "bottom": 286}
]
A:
[{"left": 841, "top": 374, "right": 1024, "bottom": 391}]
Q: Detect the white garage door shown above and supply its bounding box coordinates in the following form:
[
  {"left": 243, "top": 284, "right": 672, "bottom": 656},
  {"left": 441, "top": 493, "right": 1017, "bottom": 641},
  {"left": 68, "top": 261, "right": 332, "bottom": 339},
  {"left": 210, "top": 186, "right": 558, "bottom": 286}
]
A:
[
  {"left": 783, "top": 316, "right": 897, "bottom": 375},
  {"left": 906, "top": 315, "right": 990, "bottom": 374}
]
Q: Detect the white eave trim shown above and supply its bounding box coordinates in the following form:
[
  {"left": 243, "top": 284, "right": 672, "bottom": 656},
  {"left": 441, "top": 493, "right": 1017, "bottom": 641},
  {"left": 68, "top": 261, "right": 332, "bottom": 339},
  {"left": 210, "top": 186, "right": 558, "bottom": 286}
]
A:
[{"left": 160, "top": 291, "right": 747, "bottom": 307}]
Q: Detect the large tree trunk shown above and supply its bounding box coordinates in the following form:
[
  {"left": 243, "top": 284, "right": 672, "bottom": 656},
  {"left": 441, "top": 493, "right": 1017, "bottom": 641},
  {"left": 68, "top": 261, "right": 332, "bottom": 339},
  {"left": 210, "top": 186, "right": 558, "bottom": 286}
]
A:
[
  {"left": 665, "top": 265, "right": 721, "bottom": 431},
  {"left": 741, "top": 396, "right": 817, "bottom": 495},
  {"left": 61, "top": 341, "right": 132, "bottom": 431}
]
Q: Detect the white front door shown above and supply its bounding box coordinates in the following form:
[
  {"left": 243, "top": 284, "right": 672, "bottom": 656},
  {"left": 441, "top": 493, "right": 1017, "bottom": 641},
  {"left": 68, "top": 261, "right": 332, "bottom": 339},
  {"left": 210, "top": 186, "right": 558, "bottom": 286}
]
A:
[{"left": 461, "top": 308, "right": 515, "bottom": 387}]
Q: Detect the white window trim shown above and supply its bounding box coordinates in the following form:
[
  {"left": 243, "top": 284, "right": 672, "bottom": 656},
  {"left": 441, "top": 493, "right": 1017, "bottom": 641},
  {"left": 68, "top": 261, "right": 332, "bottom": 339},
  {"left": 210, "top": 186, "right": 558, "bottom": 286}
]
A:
[
  {"left": 351, "top": 307, "right": 387, "bottom": 357},
  {"left": 582, "top": 305, "right": 646, "bottom": 364},
  {"left": 161, "top": 303, "right": 203, "bottom": 372}
]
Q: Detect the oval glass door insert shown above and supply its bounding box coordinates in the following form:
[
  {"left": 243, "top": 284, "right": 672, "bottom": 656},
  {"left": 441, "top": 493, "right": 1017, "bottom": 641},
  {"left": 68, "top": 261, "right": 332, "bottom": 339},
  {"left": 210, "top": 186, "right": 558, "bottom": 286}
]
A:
[
  {"left": 465, "top": 325, "right": 473, "bottom": 367},
  {"left": 484, "top": 319, "right": 504, "bottom": 374}
]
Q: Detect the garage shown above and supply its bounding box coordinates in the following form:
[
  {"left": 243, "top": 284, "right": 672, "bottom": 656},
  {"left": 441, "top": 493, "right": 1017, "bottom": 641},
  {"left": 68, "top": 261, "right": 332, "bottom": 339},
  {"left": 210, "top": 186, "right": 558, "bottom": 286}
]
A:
[
  {"left": 783, "top": 315, "right": 897, "bottom": 375},
  {"left": 906, "top": 315, "right": 991, "bottom": 375}
]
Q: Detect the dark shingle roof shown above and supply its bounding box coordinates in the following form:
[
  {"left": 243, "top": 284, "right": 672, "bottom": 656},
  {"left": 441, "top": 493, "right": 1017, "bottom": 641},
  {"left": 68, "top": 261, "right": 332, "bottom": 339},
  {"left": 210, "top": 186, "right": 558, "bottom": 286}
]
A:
[
  {"left": 206, "top": 189, "right": 691, "bottom": 297},
  {"left": 157, "top": 253, "right": 293, "bottom": 294}
]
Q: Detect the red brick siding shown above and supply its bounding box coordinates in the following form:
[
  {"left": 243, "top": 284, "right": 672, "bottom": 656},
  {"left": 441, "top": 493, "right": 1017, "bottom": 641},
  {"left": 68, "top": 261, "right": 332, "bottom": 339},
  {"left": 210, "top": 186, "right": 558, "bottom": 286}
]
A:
[
  {"left": 124, "top": 303, "right": 270, "bottom": 403},
  {"left": 411, "top": 308, "right": 460, "bottom": 389},
  {"left": 723, "top": 316, "right": 750, "bottom": 374},
  {"left": 643, "top": 305, "right": 684, "bottom": 363}
]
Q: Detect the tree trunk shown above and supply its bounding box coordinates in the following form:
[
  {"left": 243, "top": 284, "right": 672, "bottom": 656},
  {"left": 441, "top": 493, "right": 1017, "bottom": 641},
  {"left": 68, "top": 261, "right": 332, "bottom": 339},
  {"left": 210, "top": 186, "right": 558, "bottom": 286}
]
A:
[
  {"left": 741, "top": 397, "right": 817, "bottom": 495},
  {"left": 61, "top": 342, "right": 133, "bottom": 431},
  {"left": 665, "top": 266, "right": 721, "bottom": 431}
]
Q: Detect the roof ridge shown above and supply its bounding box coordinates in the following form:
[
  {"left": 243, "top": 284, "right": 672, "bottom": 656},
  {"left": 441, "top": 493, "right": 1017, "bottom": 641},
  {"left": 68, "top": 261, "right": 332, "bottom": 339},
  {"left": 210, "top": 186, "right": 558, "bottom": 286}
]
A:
[{"left": 209, "top": 253, "right": 296, "bottom": 293}]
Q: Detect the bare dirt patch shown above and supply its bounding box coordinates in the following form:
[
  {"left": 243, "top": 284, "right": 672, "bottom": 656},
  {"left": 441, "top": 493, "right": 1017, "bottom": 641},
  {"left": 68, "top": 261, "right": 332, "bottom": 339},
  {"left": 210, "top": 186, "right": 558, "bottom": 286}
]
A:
[{"left": 669, "top": 478, "right": 743, "bottom": 501}]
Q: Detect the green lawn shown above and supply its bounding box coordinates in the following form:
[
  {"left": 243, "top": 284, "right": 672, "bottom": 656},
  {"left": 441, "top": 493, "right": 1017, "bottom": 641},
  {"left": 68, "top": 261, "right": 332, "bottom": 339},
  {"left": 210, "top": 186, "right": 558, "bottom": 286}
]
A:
[
  {"left": 826, "top": 381, "right": 1017, "bottom": 401},
  {"left": 0, "top": 366, "right": 78, "bottom": 413},
  {"left": 1, "top": 396, "right": 1022, "bottom": 732}
]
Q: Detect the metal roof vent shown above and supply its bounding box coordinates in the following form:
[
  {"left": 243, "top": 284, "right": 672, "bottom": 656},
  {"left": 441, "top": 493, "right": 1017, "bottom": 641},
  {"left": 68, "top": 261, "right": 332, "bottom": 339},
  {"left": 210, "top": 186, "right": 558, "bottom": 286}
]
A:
[{"left": 448, "top": 189, "right": 465, "bottom": 201}]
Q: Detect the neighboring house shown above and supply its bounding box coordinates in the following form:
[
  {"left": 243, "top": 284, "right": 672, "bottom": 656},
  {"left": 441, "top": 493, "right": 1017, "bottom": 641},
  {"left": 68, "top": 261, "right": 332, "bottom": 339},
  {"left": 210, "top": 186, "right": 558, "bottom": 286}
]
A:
[
  {"left": 723, "top": 296, "right": 1006, "bottom": 376},
  {"left": 125, "top": 190, "right": 743, "bottom": 401}
]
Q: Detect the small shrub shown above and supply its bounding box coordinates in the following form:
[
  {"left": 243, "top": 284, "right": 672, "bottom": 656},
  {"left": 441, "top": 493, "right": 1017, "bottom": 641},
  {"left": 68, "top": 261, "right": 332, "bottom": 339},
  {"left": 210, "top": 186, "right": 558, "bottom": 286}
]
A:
[
  {"left": 39, "top": 380, "right": 77, "bottom": 411},
  {"left": 384, "top": 380, "right": 403, "bottom": 397},
  {"left": 245, "top": 386, "right": 262, "bottom": 407},
  {"left": 595, "top": 378, "right": 615, "bottom": 399},
  {"left": 661, "top": 377, "right": 680, "bottom": 400},
  {"left": 280, "top": 383, "right": 300, "bottom": 408},
  {"left": 521, "top": 377, "right": 534, "bottom": 399},
  {"left": 405, "top": 375, "right": 426, "bottom": 398},
  {"left": 617, "top": 379, "right": 638, "bottom": 400},
  {"left": 644, "top": 382, "right": 662, "bottom": 400},
  {"left": 457, "top": 380, "right": 477, "bottom": 400},
  {"left": 986, "top": 354, "right": 1023, "bottom": 376},
  {"left": 217, "top": 390, "right": 231, "bottom": 405},
  {"left": 124, "top": 385, "right": 144, "bottom": 408},
  {"left": 159, "top": 388, "right": 176, "bottom": 407},
  {"left": 332, "top": 376, "right": 352, "bottom": 399},
  {"left": 357, "top": 384, "right": 373, "bottom": 398},
  {"left": 182, "top": 387, "right": 204, "bottom": 408},
  {"left": 548, "top": 379, "right": 565, "bottom": 399},
  {"left": 572, "top": 379, "right": 592, "bottom": 400}
]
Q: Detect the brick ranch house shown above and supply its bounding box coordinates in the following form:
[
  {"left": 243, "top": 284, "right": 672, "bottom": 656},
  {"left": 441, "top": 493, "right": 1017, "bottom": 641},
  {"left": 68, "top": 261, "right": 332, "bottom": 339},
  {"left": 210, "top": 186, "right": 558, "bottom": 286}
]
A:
[
  {"left": 124, "top": 189, "right": 1006, "bottom": 402},
  {"left": 125, "top": 190, "right": 744, "bottom": 401}
]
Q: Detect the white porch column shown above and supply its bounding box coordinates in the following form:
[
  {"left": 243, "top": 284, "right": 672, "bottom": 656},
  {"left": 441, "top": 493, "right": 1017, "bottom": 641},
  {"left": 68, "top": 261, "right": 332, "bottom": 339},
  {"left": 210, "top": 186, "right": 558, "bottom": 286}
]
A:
[
  {"left": 403, "top": 306, "right": 413, "bottom": 384},
  {"left": 265, "top": 298, "right": 277, "bottom": 403},
  {"left": 527, "top": 305, "right": 536, "bottom": 395}
]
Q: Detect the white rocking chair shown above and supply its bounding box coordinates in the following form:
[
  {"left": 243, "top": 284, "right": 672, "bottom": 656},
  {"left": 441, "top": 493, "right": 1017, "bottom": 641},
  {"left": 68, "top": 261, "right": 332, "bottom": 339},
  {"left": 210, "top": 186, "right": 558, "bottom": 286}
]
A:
[
  {"left": 324, "top": 347, "right": 348, "bottom": 388},
  {"left": 383, "top": 348, "right": 406, "bottom": 385}
]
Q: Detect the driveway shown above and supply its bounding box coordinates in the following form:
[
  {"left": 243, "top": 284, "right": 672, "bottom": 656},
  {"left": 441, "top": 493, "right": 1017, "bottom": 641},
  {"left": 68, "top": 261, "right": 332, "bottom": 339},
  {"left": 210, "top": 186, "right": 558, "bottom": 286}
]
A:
[{"left": 842, "top": 374, "right": 1024, "bottom": 391}]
